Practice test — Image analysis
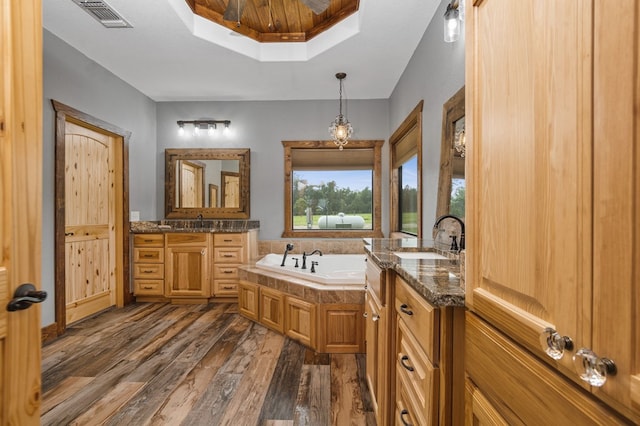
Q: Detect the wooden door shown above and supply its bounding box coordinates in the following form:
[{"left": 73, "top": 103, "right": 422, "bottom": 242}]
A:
[
  {"left": 178, "top": 160, "right": 204, "bottom": 207},
  {"left": 466, "top": 0, "right": 593, "bottom": 374},
  {"left": 590, "top": 0, "right": 640, "bottom": 419},
  {"left": 222, "top": 171, "right": 240, "bottom": 208},
  {"left": 1, "top": 0, "right": 43, "bottom": 423},
  {"left": 64, "top": 121, "right": 116, "bottom": 324}
]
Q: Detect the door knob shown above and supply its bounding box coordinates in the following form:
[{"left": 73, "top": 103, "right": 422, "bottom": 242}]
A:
[{"left": 7, "top": 283, "right": 47, "bottom": 312}]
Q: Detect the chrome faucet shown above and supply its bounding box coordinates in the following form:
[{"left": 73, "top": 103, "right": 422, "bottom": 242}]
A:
[
  {"left": 433, "top": 214, "right": 465, "bottom": 251},
  {"left": 280, "top": 243, "right": 294, "bottom": 267},
  {"left": 302, "top": 249, "right": 323, "bottom": 269}
]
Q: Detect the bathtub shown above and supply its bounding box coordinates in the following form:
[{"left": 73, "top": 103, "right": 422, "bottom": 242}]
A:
[{"left": 255, "top": 253, "right": 366, "bottom": 285}]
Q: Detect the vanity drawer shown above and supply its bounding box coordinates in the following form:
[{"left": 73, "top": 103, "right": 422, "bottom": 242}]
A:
[
  {"left": 214, "top": 233, "right": 244, "bottom": 246},
  {"left": 133, "top": 247, "right": 164, "bottom": 263},
  {"left": 214, "top": 247, "right": 243, "bottom": 263},
  {"left": 134, "top": 279, "right": 164, "bottom": 296},
  {"left": 396, "top": 318, "right": 439, "bottom": 426},
  {"left": 213, "top": 264, "right": 239, "bottom": 279},
  {"left": 133, "top": 263, "right": 164, "bottom": 279},
  {"left": 133, "top": 234, "right": 164, "bottom": 247},
  {"left": 213, "top": 280, "right": 238, "bottom": 296},
  {"left": 395, "top": 276, "right": 439, "bottom": 362}
]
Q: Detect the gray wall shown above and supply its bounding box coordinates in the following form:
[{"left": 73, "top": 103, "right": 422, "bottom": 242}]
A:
[
  {"left": 155, "top": 100, "right": 389, "bottom": 240},
  {"left": 43, "top": 30, "right": 157, "bottom": 326},
  {"left": 389, "top": 0, "right": 466, "bottom": 234},
  {"left": 40, "top": 0, "right": 464, "bottom": 327}
]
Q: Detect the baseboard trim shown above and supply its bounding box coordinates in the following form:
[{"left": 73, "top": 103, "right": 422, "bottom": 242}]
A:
[{"left": 41, "top": 322, "right": 59, "bottom": 345}]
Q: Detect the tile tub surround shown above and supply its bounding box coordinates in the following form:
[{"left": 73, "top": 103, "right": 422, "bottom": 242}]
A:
[
  {"left": 365, "top": 238, "right": 464, "bottom": 307},
  {"left": 238, "top": 266, "right": 365, "bottom": 305},
  {"left": 130, "top": 220, "right": 260, "bottom": 233}
]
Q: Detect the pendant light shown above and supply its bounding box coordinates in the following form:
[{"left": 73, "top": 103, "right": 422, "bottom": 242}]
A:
[{"left": 328, "top": 72, "right": 353, "bottom": 150}]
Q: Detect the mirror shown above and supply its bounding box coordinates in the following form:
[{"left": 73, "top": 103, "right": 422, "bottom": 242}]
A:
[
  {"left": 436, "top": 86, "right": 465, "bottom": 219},
  {"left": 165, "top": 148, "right": 250, "bottom": 218}
]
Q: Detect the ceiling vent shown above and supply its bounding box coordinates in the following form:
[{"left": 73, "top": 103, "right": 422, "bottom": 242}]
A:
[{"left": 72, "top": 0, "right": 133, "bottom": 28}]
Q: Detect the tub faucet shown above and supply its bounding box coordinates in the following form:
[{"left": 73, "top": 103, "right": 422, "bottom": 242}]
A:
[
  {"left": 302, "top": 249, "right": 323, "bottom": 269},
  {"left": 280, "top": 243, "right": 294, "bottom": 267},
  {"left": 433, "top": 214, "right": 465, "bottom": 251}
]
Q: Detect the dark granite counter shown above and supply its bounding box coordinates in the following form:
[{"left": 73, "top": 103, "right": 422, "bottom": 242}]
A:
[
  {"left": 130, "top": 220, "right": 260, "bottom": 233},
  {"left": 364, "top": 238, "right": 465, "bottom": 307}
]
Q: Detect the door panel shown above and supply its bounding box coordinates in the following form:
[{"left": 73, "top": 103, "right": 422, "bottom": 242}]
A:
[
  {"left": 466, "top": 0, "right": 592, "bottom": 374},
  {"left": 64, "top": 121, "right": 116, "bottom": 323},
  {"left": 1, "top": 0, "right": 43, "bottom": 422}
]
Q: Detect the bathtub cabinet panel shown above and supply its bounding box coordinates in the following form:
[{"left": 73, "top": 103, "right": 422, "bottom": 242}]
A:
[
  {"left": 318, "top": 304, "right": 364, "bottom": 353},
  {"left": 260, "top": 287, "right": 284, "bottom": 333},
  {"left": 238, "top": 280, "right": 259, "bottom": 321},
  {"left": 284, "top": 296, "right": 316, "bottom": 348}
]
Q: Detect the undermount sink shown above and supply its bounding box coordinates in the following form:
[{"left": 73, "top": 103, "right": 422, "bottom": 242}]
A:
[{"left": 393, "top": 251, "right": 448, "bottom": 260}]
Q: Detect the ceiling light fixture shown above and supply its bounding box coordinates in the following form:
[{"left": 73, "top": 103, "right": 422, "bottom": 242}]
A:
[
  {"left": 328, "top": 72, "right": 353, "bottom": 150},
  {"left": 177, "top": 120, "right": 231, "bottom": 138},
  {"left": 444, "top": 0, "right": 461, "bottom": 43}
]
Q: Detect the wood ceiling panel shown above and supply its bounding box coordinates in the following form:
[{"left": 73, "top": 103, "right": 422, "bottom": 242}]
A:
[{"left": 190, "top": 0, "right": 359, "bottom": 43}]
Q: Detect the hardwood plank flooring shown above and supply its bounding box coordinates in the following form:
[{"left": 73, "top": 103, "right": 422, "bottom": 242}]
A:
[{"left": 42, "top": 303, "right": 376, "bottom": 425}]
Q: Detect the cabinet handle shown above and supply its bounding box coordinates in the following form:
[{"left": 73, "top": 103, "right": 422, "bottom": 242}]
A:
[
  {"left": 372, "top": 314, "right": 380, "bottom": 322},
  {"left": 573, "top": 348, "right": 617, "bottom": 387},
  {"left": 222, "top": 285, "right": 234, "bottom": 290},
  {"left": 201, "top": 249, "right": 206, "bottom": 256},
  {"left": 540, "top": 327, "right": 573, "bottom": 360},
  {"left": 364, "top": 285, "right": 368, "bottom": 290},
  {"left": 363, "top": 312, "right": 368, "bottom": 318},
  {"left": 142, "top": 285, "right": 153, "bottom": 290},
  {"left": 223, "top": 254, "right": 234, "bottom": 258},
  {"left": 143, "top": 270, "right": 154, "bottom": 273},
  {"left": 142, "top": 254, "right": 154, "bottom": 258},
  {"left": 223, "top": 239, "right": 233, "bottom": 242},
  {"left": 400, "top": 304, "right": 413, "bottom": 316},
  {"left": 400, "top": 409, "right": 413, "bottom": 426},
  {"left": 222, "top": 270, "right": 234, "bottom": 274},
  {"left": 400, "top": 355, "right": 415, "bottom": 372}
]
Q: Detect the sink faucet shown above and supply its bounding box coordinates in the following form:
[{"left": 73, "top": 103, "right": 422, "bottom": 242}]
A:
[
  {"left": 196, "top": 213, "right": 203, "bottom": 228},
  {"left": 302, "top": 249, "right": 323, "bottom": 269},
  {"left": 280, "top": 243, "right": 294, "bottom": 267},
  {"left": 433, "top": 214, "right": 465, "bottom": 251}
]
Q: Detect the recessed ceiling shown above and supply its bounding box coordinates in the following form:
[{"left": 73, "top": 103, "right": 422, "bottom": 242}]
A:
[
  {"left": 187, "top": 0, "right": 359, "bottom": 43},
  {"left": 43, "top": 0, "right": 441, "bottom": 101}
]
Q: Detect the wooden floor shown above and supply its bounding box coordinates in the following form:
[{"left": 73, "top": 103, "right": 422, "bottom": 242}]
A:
[{"left": 42, "top": 302, "right": 376, "bottom": 426}]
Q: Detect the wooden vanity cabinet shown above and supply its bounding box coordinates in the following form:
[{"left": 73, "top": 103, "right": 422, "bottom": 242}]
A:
[
  {"left": 165, "top": 233, "right": 210, "bottom": 300},
  {"left": 212, "top": 233, "right": 245, "bottom": 297},
  {"left": 364, "top": 257, "right": 389, "bottom": 426},
  {"left": 132, "top": 234, "right": 165, "bottom": 297},
  {"left": 466, "top": 0, "right": 639, "bottom": 422}
]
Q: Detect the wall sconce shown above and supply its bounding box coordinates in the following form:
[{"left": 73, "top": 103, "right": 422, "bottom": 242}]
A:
[
  {"left": 444, "top": 0, "right": 461, "bottom": 43},
  {"left": 177, "top": 120, "right": 231, "bottom": 137}
]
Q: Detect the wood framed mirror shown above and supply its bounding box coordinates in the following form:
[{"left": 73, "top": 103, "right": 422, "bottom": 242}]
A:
[
  {"left": 436, "top": 86, "right": 465, "bottom": 219},
  {"left": 165, "top": 148, "right": 250, "bottom": 218}
]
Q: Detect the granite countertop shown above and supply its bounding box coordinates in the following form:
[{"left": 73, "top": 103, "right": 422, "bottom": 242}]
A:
[
  {"left": 364, "top": 238, "right": 465, "bottom": 307},
  {"left": 130, "top": 220, "right": 260, "bottom": 233}
]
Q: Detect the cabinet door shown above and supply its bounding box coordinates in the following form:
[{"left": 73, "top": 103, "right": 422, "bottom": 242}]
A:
[
  {"left": 590, "top": 0, "right": 640, "bottom": 418},
  {"left": 238, "top": 281, "right": 259, "bottom": 321},
  {"left": 260, "top": 287, "right": 284, "bottom": 333},
  {"left": 365, "top": 292, "right": 383, "bottom": 422},
  {"left": 466, "top": 0, "right": 593, "bottom": 371},
  {"left": 284, "top": 296, "right": 316, "bottom": 348},
  {"left": 165, "top": 246, "right": 208, "bottom": 297}
]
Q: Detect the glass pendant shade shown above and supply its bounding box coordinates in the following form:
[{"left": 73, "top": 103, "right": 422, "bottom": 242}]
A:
[
  {"left": 329, "top": 72, "right": 352, "bottom": 150},
  {"left": 444, "top": 3, "right": 460, "bottom": 42}
]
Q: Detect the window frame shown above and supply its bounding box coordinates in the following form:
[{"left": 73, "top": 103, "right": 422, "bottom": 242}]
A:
[
  {"left": 390, "top": 101, "right": 424, "bottom": 238},
  {"left": 282, "top": 140, "right": 384, "bottom": 238}
]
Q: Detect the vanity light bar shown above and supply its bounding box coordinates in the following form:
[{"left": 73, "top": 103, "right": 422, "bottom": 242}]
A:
[{"left": 177, "top": 120, "right": 231, "bottom": 137}]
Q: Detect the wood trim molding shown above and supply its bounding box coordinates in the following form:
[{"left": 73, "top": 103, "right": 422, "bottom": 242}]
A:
[
  {"left": 281, "top": 140, "right": 384, "bottom": 238},
  {"left": 436, "top": 87, "right": 465, "bottom": 219},
  {"left": 51, "top": 100, "right": 131, "bottom": 336},
  {"left": 389, "top": 101, "right": 424, "bottom": 238}
]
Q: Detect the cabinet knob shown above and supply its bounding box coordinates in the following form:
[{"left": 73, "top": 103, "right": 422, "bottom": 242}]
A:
[
  {"left": 573, "top": 348, "right": 617, "bottom": 387},
  {"left": 201, "top": 249, "right": 206, "bottom": 256},
  {"left": 539, "top": 327, "right": 573, "bottom": 360},
  {"left": 400, "top": 355, "right": 415, "bottom": 372},
  {"left": 372, "top": 314, "right": 380, "bottom": 322},
  {"left": 363, "top": 312, "right": 368, "bottom": 318}
]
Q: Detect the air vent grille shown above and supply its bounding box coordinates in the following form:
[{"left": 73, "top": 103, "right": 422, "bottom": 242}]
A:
[{"left": 72, "top": 0, "right": 133, "bottom": 28}]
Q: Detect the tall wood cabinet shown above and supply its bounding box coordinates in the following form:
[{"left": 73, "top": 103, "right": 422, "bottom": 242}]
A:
[{"left": 466, "top": 0, "right": 639, "bottom": 422}]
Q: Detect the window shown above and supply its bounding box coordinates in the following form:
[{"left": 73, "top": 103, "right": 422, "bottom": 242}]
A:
[
  {"left": 390, "top": 101, "right": 423, "bottom": 238},
  {"left": 282, "top": 140, "right": 384, "bottom": 238}
]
